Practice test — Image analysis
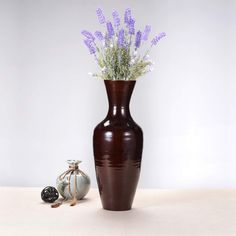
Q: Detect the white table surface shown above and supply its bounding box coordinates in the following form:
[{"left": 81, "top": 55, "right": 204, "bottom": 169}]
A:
[{"left": 0, "top": 187, "right": 235, "bottom": 236}]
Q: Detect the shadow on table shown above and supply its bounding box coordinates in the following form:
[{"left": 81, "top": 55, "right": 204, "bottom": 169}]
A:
[
  {"left": 40, "top": 197, "right": 90, "bottom": 206},
  {"left": 133, "top": 189, "right": 228, "bottom": 208}
]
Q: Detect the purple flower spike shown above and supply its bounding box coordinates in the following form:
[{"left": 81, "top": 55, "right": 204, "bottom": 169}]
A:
[
  {"left": 151, "top": 32, "right": 166, "bottom": 45},
  {"left": 81, "top": 30, "right": 95, "bottom": 41},
  {"left": 118, "top": 29, "right": 125, "bottom": 47},
  {"left": 84, "top": 39, "right": 96, "bottom": 54},
  {"left": 106, "top": 21, "right": 115, "bottom": 38},
  {"left": 142, "top": 25, "right": 151, "bottom": 41},
  {"left": 112, "top": 10, "right": 120, "bottom": 28},
  {"left": 95, "top": 31, "right": 104, "bottom": 41},
  {"left": 128, "top": 18, "right": 135, "bottom": 35},
  {"left": 135, "top": 31, "right": 142, "bottom": 48},
  {"left": 124, "top": 8, "right": 131, "bottom": 25},
  {"left": 96, "top": 8, "right": 106, "bottom": 24}
]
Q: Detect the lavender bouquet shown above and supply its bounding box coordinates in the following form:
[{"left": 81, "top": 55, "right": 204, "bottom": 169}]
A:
[{"left": 82, "top": 8, "right": 166, "bottom": 81}]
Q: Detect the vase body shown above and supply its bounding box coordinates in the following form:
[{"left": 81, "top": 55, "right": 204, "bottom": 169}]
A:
[
  {"left": 93, "top": 80, "right": 143, "bottom": 211},
  {"left": 56, "top": 160, "right": 90, "bottom": 200}
]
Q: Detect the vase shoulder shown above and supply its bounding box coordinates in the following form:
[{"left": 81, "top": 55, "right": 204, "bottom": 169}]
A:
[
  {"left": 93, "top": 116, "right": 143, "bottom": 162},
  {"left": 94, "top": 116, "right": 142, "bottom": 132}
]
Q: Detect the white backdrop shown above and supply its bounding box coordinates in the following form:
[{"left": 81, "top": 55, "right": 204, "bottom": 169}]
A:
[{"left": 0, "top": 0, "right": 235, "bottom": 188}]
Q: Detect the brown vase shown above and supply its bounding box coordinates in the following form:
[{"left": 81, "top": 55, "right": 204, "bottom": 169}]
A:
[{"left": 93, "top": 80, "right": 143, "bottom": 211}]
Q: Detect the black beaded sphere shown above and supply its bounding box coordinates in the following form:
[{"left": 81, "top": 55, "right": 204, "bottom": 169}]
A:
[{"left": 41, "top": 186, "right": 59, "bottom": 203}]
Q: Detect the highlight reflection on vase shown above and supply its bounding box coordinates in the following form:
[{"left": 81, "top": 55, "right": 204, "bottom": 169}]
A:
[{"left": 93, "top": 80, "right": 143, "bottom": 211}]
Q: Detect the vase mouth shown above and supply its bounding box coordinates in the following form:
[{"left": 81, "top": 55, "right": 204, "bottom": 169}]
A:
[
  {"left": 104, "top": 80, "right": 136, "bottom": 82},
  {"left": 67, "top": 160, "right": 82, "bottom": 166}
]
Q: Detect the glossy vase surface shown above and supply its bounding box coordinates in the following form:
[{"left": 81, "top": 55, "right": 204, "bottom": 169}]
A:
[{"left": 93, "top": 80, "right": 143, "bottom": 211}]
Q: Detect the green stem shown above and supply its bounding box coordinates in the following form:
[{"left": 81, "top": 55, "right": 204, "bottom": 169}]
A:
[{"left": 142, "top": 44, "right": 153, "bottom": 60}]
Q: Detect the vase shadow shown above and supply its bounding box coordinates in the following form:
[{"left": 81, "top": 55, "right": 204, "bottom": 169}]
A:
[{"left": 132, "top": 189, "right": 229, "bottom": 208}]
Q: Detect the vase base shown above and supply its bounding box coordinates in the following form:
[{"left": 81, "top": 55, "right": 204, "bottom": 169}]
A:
[
  {"left": 102, "top": 206, "right": 132, "bottom": 211},
  {"left": 101, "top": 199, "right": 133, "bottom": 211}
]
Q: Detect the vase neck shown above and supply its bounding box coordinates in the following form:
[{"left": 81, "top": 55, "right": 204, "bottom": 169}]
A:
[{"left": 105, "top": 80, "right": 136, "bottom": 118}]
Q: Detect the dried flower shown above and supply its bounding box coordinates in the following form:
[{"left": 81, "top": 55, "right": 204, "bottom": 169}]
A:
[
  {"left": 151, "top": 32, "right": 166, "bottom": 45},
  {"left": 118, "top": 29, "right": 125, "bottom": 47},
  {"left": 128, "top": 18, "right": 135, "bottom": 35},
  {"left": 95, "top": 31, "right": 104, "bottom": 41},
  {"left": 84, "top": 39, "right": 96, "bottom": 54},
  {"left": 147, "top": 65, "right": 154, "bottom": 72},
  {"left": 96, "top": 8, "right": 106, "bottom": 24},
  {"left": 135, "top": 31, "right": 142, "bottom": 49},
  {"left": 112, "top": 10, "right": 120, "bottom": 28},
  {"left": 82, "top": 8, "right": 166, "bottom": 80},
  {"left": 124, "top": 8, "right": 131, "bottom": 25},
  {"left": 144, "top": 54, "right": 150, "bottom": 60},
  {"left": 104, "top": 34, "right": 110, "bottom": 47},
  {"left": 101, "top": 66, "right": 107, "bottom": 72},
  {"left": 81, "top": 30, "right": 95, "bottom": 41},
  {"left": 106, "top": 22, "right": 115, "bottom": 38},
  {"left": 142, "top": 25, "right": 151, "bottom": 41}
]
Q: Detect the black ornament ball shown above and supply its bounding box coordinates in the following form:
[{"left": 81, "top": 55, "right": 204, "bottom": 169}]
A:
[{"left": 41, "top": 186, "right": 59, "bottom": 203}]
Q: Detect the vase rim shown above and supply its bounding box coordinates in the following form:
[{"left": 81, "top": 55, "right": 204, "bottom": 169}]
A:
[
  {"left": 67, "top": 160, "right": 82, "bottom": 166},
  {"left": 104, "top": 80, "right": 136, "bottom": 82}
]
